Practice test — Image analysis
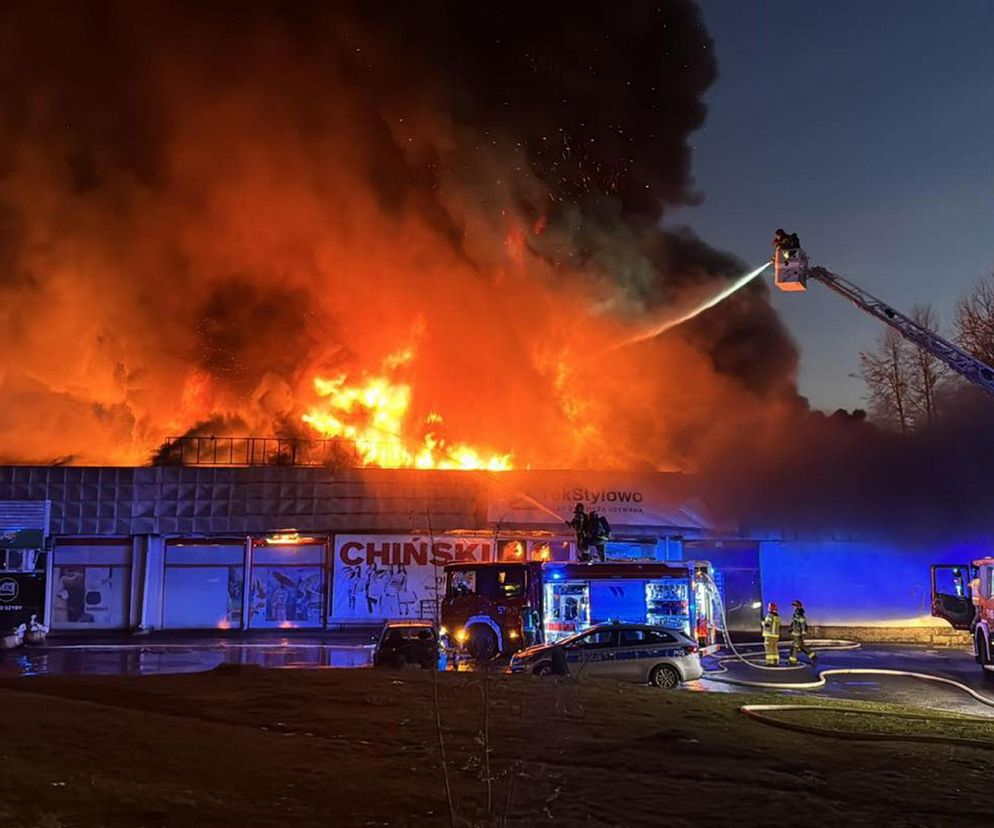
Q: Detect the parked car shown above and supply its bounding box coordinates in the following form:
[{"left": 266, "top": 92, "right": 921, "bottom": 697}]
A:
[
  {"left": 508, "top": 623, "right": 702, "bottom": 689},
  {"left": 373, "top": 620, "right": 440, "bottom": 669}
]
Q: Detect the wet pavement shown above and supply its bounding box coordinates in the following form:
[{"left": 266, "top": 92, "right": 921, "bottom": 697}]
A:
[
  {"left": 696, "top": 643, "right": 994, "bottom": 717},
  {"left": 3, "top": 634, "right": 992, "bottom": 717},
  {"left": 0, "top": 630, "right": 382, "bottom": 678}
]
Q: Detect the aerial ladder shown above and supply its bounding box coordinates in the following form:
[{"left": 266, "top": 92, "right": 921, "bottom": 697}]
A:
[{"left": 771, "top": 230, "right": 994, "bottom": 396}]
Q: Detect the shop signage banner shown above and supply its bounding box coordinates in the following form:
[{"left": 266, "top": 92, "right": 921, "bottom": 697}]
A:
[
  {"left": 331, "top": 534, "right": 494, "bottom": 622},
  {"left": 485, "top": 470, "right": 711, "bottom": 529}
]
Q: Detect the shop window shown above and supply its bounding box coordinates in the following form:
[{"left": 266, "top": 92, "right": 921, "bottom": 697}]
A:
[
  {"left": 497, "top": 540, "right": 526, "bottom": 562},
  {"left": 249, "top": 544, "right": 325, "bottom": 628},
  {"left": 163, "top": 545, "right": 244, "bottom": 629},
  {"left": 51, "top": 545, "right": 130, "bottom": 629}
]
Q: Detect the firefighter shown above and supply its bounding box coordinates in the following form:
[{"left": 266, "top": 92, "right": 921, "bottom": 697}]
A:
[
  {"left": 587, "top": 510, "right": 610, "bottom": 562},
  {"left": 761, "top": 602, "right": 781, "bottom": 666},
  {"left": 788, "top": 599, "right": 817, "bottom": 665},
  {"left": 566, "top": 503, "right": 590, "bottom": 561},
  {"left": 773, "top": 228, "right": 789, "bottom": 251}
]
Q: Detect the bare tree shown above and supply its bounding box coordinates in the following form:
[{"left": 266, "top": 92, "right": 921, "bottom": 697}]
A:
[
  {"left": 955, "top": 273, "right": 994, "bottom": 368},
  {"left": 859, "top": 326, "right": 913, "bottom": 432},
  {"left": 906, "top": 304, "right": 948, "bottom": 427}
]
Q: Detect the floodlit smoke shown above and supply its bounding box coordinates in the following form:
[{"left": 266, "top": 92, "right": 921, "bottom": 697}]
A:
[
  {"left": 0, "top": 1, "right": 800, "bottom": 469},
  {"left": 700, "top": 387, "right": 994, "bottom": 543}
]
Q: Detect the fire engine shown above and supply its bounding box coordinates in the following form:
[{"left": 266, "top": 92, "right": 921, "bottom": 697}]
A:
[
  {"left": 931, "top": 559, "right": 994, "bottom": 673},
  {"left": 439, "top": 560, "right": 718, "bottom": 660}
]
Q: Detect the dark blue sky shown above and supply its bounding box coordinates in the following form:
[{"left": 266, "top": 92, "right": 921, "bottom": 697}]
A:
[{"left": 667, "top": 0, "right": 994, "bottom": 410}]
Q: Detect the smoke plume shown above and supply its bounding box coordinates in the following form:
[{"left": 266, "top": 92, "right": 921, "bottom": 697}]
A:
[{"left": 0, "top": 0, "right": 799, "bottom": 468}]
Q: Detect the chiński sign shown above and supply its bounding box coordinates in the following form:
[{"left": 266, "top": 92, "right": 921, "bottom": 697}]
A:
[
  {"left": 486, "top": 470, "right": 711, "bottom": 530},
  {"left": 331, "top": 534, "right": 494, "bottom": 622}
]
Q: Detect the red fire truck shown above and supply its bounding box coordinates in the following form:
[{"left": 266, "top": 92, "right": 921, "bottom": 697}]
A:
[
  {"left": 440, "top": 560, "right": 718, "bottom": 660},
  {"left": 931, "top": 557, "right": 994, "bottom": 674}
]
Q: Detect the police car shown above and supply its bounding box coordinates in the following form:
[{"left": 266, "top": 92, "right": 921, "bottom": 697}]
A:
[{"left": 508, "top": 623, "right": 703, "bottom": 689}]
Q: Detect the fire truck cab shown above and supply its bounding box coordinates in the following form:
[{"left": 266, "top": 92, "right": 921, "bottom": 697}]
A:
[
  {"left": 440, "top": 560, "right": 718, "bottom": 661},
  {"left": 931, "top": 558, "right": 994, "bottom": 672}
]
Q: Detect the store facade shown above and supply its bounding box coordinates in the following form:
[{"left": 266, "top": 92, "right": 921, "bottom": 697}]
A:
[{"left": 0, "top": 465, "right": 975, "bottom": 635}]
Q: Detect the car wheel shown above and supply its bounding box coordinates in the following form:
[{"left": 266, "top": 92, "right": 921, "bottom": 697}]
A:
[
  {"left": 467, "top": 625, "right": 498, "bottom": 661},
  {"left": 533, "top": 662, "right": 553, "bottom": 676},
  {"left": 649, "top": 664, "right": 681, "bottom": 689}
]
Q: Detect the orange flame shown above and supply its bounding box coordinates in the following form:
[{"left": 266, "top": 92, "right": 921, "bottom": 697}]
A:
[{"left": 302, "top": 350, "right": 512, "bottom": 471}]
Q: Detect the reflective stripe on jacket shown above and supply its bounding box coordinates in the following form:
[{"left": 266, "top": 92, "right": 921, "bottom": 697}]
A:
[{"left": 761, "top": 612, "right": 781, "bottom": 637}]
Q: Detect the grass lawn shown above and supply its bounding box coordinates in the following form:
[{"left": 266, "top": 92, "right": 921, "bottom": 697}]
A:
[{"left": 0, "top": 666, "right": 989, "bottom": 826}]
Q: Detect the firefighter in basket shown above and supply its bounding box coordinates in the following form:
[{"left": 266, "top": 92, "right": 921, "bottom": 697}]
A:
[
  {"left": 788, "top": 599, "right": 817, "bottom": 665},
  {"left": 761, "top": 602, "right": 781, "bottom": 666}
]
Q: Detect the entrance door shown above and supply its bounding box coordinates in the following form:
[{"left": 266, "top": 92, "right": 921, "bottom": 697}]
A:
[{"left": 931, "top": 564, "right": 976, "bottom": 630}]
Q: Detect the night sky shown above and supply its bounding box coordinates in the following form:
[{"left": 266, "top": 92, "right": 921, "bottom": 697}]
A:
[{"left": 668, "top": 0, "right": 994, "bottom": 411}]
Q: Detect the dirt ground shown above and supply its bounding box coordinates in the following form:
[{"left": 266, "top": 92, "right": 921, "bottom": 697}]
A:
[{"left": 0, "top": 666, "right": 989, "bottom": 827}]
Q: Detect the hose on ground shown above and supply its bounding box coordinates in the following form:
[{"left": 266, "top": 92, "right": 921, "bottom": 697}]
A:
[
  {"left": 698, "top": 572, "right": 859, "bottom": 671},
  {"left": 697, "top": 573, "right": 994, "bottom": 747}
]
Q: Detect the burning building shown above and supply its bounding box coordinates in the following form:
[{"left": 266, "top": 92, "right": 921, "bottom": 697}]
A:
[{"left": 0, "top": 3, "right": 985, "bottom": 644}]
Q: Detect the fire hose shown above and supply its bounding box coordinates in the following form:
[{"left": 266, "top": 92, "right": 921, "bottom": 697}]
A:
[{"left": 697, "top": 574, "right": 994, "bottom": 748}]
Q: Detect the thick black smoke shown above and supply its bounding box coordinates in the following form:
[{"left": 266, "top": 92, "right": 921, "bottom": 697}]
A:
[
  {"left": 699, "top": 385, "right": 994, "bottom": 543},
  {"left": 0, "top": 0, "right": 799, "bottom": 468}
]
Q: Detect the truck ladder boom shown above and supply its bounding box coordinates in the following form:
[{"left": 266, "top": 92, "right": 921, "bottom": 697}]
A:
[{"left": 807, "top": 266, "right": 994, "bottom": 396}]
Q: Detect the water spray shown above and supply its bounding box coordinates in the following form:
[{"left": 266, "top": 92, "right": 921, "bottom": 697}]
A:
[
  {"left": 478, "top": 471, "right": 564, "bottom": 523},
  {"left": 608, "top": 261, "right": 771, "bottom": 352}
]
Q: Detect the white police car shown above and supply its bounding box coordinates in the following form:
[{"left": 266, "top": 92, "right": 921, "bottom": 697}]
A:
[{"left": 508, "top": 623, "right": 702, "bottom": 689}]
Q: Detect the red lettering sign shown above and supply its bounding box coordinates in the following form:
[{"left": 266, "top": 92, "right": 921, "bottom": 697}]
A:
[{"left": 340, "top": 541, "right": 363, "bottom": 566}]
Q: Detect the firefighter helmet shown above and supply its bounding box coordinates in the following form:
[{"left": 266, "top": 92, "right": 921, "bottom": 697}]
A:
[
  {"left": 792, "top": 599, "right": 804, "bottom": 609},
  {"left": 768, "top": 602, "right": 778, "bottom": 613}
]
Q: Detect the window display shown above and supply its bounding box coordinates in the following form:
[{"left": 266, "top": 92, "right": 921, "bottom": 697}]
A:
[
  {"left": 51, "top": 544, "right": 131, "bottom": 629},
  {"left": 249, "top": 543, "right": 325, "bottom": 628},
  {"left": 52, "top": 566, "right": 129, "bottom": 628}
]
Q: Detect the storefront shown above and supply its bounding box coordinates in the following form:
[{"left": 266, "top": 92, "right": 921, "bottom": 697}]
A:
[
  {"left": 0, "top": 500, "right": 50, "bottom": 631},
  {"left": 162, "top": 540, "right": 246, "bottom": 629},
  {"left": 247, "top": 535, "right": 327, "bottom": 628},
  {"left": 50, "top": 539, "right": 132, "bottom": 630}
]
